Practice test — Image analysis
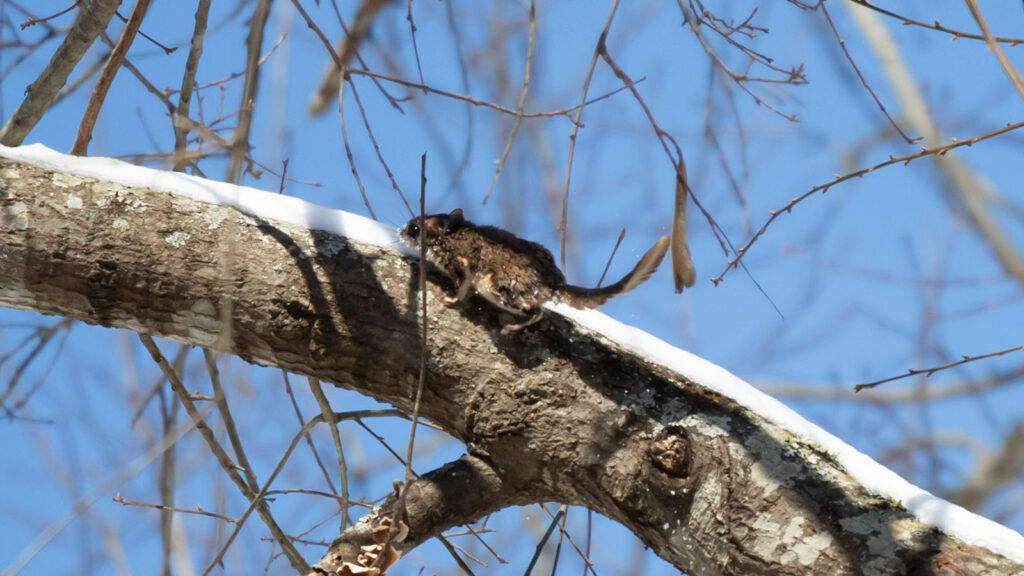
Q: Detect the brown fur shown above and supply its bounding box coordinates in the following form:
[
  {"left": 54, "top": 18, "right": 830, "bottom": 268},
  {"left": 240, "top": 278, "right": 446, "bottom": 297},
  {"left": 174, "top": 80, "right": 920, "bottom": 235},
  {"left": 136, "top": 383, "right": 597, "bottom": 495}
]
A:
[{"left": 401, "top": 209, "right": 668, "bottom": 333}]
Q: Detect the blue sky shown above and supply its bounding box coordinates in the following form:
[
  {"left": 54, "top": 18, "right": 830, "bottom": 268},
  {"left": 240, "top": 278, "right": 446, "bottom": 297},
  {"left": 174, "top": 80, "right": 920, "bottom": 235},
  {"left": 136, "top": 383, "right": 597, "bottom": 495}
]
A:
[{"left": 2, "top": 1, "right": 1024, "bottom": 574}]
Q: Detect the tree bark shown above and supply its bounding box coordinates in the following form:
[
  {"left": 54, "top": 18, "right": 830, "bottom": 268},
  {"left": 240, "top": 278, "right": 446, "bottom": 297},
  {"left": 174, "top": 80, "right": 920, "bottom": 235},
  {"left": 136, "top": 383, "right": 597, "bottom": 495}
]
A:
[{"left": 1, "top": 151, "right": 1021, "bottom": 575}]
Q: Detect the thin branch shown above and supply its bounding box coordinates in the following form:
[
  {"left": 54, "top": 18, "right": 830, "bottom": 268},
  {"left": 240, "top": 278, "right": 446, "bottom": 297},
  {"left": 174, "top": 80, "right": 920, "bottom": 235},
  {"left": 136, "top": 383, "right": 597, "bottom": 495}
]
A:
[
  {"left": 845, "top": 0, "right": 1024, "bottom": 286},
  {"left": 482, "top": 0, "right": 536, "bottom": 205},
  {"left": 963, "top": 0, "right": 1024, "bottom": 100},
  {"left": 282, "top": 372, "right": 339, "bottom": 497},
  {"left": 173, "top": 0, "right": 212, "bottom": 172},
  {"left": 817, "top": 2, "right": 918, "bottom": 143},
  {"left": 850, "top": 0, "right": 1024, "bottom": 46},
  {"left": 19, "top": 3, "right": 77, "bottom": 29},
  {"left": 538, "top": 503, "right": 598, "bottom": 576},
  {"left": 596, "top": 229, "right": 625, "bottom": 288},
  {"left": 307, "top": 376, "right": 351, "bottom": 530},
  {"left": 347, "top": 77, "right": 414, "bottom": 216},
  {"left": 0, "top": 318, "right": 73, "bottom": 411},
  {"left": 344, "top": 67, "right": 642, "bottom": 122},
  {"left": 71, "top": 0, "right": 152, "bottom": 155},
  {"left": 337, "top": 77, "right": 377, "bottom": 219},
  {"left": 138, "top": 335, "right": 310, "bottom": 573},
  {"left": 406, "top": 0, "right": 426, "bottom": 92},
  {"left": 225, "top": 0, "right": 272, "bottom": 183},
  {"left": 1, "top": 0, "right": 120, "bottom": 146},
  {"left": 304, "top": 0, "right": 404, "bottom": 115},
  {"left": 379, "top": 152, "right": 431, "bottom": 567},
  {"left": 158, "top": 349, "right": 184, "bottom": 576},
  {"left": 560, "top": 0, "right": 621, "bottom": 273},
  {"left": 114, "top": 493, "right": 238, "bottom": 524},
  {"left": 524, "top": 507, "right": 565, "bottom": 576},
  {"left": 549, "top": 505, "right": 568, "bottom": 576},
  {"left": 854, "top": 345, "right": 1024, "bottom": 392},
  {"left": 199, "top": 408, "right": 411, "bottom": 576},
  {"left": 713, "top": 120, "right": 1024, "bottom": 284},
  {"left": 677, "top": 0, "right": 801, "bottom": 122}
]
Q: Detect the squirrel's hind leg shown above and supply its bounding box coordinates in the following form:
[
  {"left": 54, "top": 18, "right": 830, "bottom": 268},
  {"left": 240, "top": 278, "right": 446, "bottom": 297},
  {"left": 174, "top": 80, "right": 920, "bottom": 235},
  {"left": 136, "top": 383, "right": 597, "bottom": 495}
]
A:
[{"left": 500, "top": 310, "right": 544, "bottom": 334}]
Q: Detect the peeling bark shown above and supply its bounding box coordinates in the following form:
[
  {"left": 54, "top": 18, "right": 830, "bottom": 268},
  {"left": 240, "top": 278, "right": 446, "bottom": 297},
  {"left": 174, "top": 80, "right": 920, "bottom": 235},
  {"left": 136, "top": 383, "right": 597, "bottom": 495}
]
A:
[{"left": 1, "top": 155, "right": 1021, "bottom": 575}]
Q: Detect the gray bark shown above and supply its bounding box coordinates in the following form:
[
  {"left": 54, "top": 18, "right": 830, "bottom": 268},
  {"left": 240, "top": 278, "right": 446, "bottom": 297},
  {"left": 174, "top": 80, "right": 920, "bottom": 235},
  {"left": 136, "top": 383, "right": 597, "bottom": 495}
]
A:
[{"left": 0, "top": 154, "right": 1020, "bottom": 575}]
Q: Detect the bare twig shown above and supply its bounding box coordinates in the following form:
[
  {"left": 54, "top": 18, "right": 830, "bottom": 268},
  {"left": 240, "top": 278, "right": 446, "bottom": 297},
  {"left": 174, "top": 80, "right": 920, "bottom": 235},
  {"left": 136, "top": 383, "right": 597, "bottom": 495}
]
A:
[
  {"left": 345, "top": 67, "right": 641, "bottom": 122},
  {"left": 19, "top": 3, "right": 77, "bottom": 29},
  {"left": 307, "top": 376, "right": 351, "bottom": 529},
  {"left": 850, "top": 0, "right": 1024, "bottom": 46},
  {"left": 199, "top": 408, "right": 412, "bottom": 576},
  {"left": 379, "top": 152, "right": 431, "bottom": 567},
  {"left": 337, "top": 0, "right": 389, "bottom": 76},
  {"left": 963, "top": 0, "right": 1024, "bottom": 100},
  {"left": 225, "top": 0, "right": 272, "bottom": 183},
  {"left": 482, "top": 0, "right": 536, "bottom": 205},
  {"left": 677, "top": 0, "right": 801, "bottom": 121},
  {"left": 560, "top": 0, "right": 621, "bottom": 273},
  {"left": 817, "top": 2, "right": 918, "bottom": 144},
  {"left": 347, "top": 78, "right": 414, "bottom": 216},
  {"left": 282, "top": 372, "right": 339, "bottom": 497},
  {"left": 846, "top": 2, "right": 1024, "bottom": 285},
  {"left": 854, "top": 345, "right": 1024, "bottom": 392},
  {"left": 71, "top": 0, "right": 152, "bottom": 155},
  {"left": 538, "top": 503, "right": 598, "bottom": 576},
  {"left": 158, "top": 349, "right": 185, "bottom": 576},
  {"left": 1, "top": 0, "right": 120, "bottom": 146},
  {"left": 549, "top": 505, "right": 569, "bottom": 576},
  {"left": 114, "top": 493, "right": 238, "bottom": 524},
  {"left": 337, "top": 77, "right": 377, "bottom": 219},
  {"left": 442, "top": 0, "right": 475, "bottom": 192},
  {"left": 713, "top": 120, "right": 1024, "bottom": 284},
  {"left": 597, "top": 229, "right": 626, "bottom": 288},
  {"left": 173, "top": 0, "right": 212, "bottom": 172},
  {"left": 525, "top": 507, "right": 565, "bottom": 576},
  {"left": 304, "top": 0, "right": 404, "bottom": 115},
  {"left": 0, "top": 318, "right": 73, "bottom": 411},
  {"left": 138, "top": 335, "right": 310, "bottom": 573},
  {"left": 406, "top": 0, "right": 426, "bottom": 92}
]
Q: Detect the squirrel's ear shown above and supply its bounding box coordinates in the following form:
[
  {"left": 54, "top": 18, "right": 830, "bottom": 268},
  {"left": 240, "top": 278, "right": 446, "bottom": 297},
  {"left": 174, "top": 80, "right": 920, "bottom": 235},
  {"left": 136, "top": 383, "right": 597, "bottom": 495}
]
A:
[{"left": 448, "top": 208, "right": 464, "bottom": 225}]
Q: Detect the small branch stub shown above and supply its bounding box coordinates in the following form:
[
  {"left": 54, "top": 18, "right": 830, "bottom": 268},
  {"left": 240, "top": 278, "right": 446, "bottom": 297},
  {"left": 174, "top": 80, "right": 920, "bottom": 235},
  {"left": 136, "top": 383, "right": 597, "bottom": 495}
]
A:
[{"left": 650, "top": 426, "right": 691, "bottom": 477}]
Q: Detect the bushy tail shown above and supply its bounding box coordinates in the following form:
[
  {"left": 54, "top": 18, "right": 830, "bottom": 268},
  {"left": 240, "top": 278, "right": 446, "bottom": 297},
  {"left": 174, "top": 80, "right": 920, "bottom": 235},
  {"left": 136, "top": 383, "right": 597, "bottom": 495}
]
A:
[{"left": 560, "top": 236, "right": 670, "bottom": 309}]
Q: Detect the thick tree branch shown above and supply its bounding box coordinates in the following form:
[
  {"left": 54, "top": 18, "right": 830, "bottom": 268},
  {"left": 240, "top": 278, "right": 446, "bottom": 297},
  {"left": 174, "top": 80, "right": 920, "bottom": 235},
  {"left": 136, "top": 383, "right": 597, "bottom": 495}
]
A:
[
  {"left": 310, "top": 454, "right": 516, "bottom": 575},
  {"left": 1, "top": 149, "right": 1021, "bottom": 575}
]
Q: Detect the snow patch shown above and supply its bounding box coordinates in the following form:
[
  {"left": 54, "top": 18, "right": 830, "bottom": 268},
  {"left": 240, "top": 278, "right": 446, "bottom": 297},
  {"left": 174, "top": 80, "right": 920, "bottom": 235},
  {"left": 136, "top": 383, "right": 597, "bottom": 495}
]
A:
[{"left": 0, "top": 143, "right": 410, "bottom": 255}]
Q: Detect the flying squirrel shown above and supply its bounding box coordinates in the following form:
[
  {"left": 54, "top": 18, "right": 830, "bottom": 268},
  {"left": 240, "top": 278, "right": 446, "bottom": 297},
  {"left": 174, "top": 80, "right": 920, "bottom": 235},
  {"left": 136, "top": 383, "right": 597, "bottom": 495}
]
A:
[{"left": 400, "top": 209, "right": 670, "bottom": 333}]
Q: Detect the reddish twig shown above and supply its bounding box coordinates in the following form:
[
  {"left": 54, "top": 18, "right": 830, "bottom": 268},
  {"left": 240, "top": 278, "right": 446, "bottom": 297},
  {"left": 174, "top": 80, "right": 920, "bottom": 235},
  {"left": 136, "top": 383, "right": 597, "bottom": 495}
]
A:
[
  {"left": 71, "top": 0, "right": 152, "bottom": 155},
  {"left": 559, "top": 0, "right": 621, "bottom": 273},
  {"left": 713, "top": 120, "right": 1024, "bottom": 285},
  {"left": 19, "top": 2, "right": 77, "bottom": 29},
  {"left": 818, "top": 2, "right": 918, "bottom": 144},
  {"left": 597, "top": 228, "right": 626, "bottom": 288},
  {"left": 854, "top": 345, "right": 1024, "bottom": 392},
  {"left": 482, "top": 0, "right": 536, "bottom": 206},
  {"left": 849, "top": 0, "right": 1024, "bottom": 46}
]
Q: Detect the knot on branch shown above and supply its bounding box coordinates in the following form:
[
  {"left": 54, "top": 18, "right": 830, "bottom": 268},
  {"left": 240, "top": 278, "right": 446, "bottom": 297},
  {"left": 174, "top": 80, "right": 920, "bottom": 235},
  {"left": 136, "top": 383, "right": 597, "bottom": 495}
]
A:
[{"left": 650, "top": 426, "right": 690, "bottom": 477}]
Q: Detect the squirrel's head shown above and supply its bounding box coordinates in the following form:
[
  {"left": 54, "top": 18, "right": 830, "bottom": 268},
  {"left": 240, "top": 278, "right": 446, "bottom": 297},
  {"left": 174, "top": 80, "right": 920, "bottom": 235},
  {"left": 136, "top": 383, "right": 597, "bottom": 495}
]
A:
[{"left": 400, "top": 208, "right": 465, "bottom": 248}]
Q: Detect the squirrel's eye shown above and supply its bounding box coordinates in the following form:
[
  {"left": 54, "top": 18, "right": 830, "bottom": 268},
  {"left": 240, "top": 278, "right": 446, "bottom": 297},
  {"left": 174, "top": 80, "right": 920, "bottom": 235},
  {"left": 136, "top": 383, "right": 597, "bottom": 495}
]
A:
[{"left": 408, "top": 224, "right": 420, "bottom": 237}]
